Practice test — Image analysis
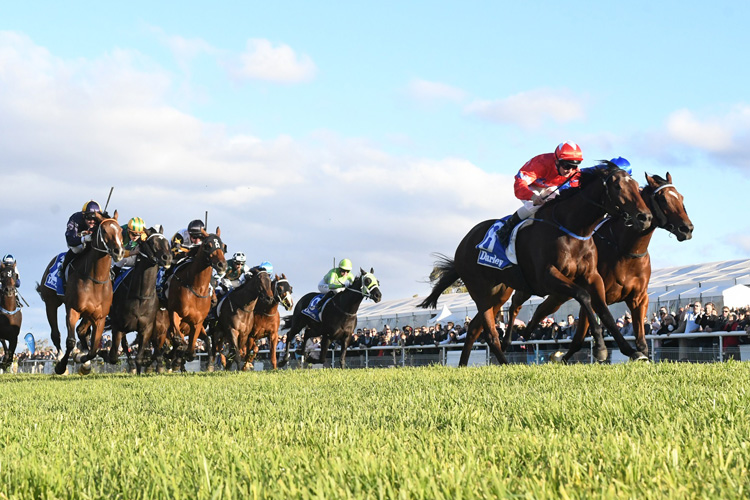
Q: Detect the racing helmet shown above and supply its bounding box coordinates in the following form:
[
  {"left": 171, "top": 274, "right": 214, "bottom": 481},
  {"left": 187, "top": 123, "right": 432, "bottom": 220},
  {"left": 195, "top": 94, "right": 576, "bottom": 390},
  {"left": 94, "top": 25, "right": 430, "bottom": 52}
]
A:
[
  {"left": 2, "top": 254, "right": 15, "bottom": 266},
  {"left": 338, "top": 258, "right": 353, "bottom": 271},
  {"left": 554, "top": 142, "right": 583, "bottom": 166},
  {"left": 259, "top": 261, "right": 273, "bottom": 275},
  {"left": 82, "top": 200, "right": 101, "bottom": 219},
  {"left": 609, "top": 156, "right": 632, "bottom": 174},
  {"left": 233, "top": 252, "right": 246, "bottom": 264},
  {"left": 187, "top": 219, "right": 205, "bottom": 238},
  {"left": 127, "top": 217, "right": 146, "bottom": 234}
]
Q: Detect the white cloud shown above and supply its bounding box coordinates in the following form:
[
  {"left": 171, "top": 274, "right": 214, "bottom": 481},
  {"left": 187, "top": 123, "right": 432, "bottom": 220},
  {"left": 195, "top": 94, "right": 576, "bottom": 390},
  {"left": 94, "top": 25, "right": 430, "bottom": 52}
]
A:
[
  {"left": 407, "top": 78, "right": 466, "bottom": 103},
  {"left": 465, "top": 88, "right": 586, "bottom": 129},
  {"left": 228, "top": 38, "right": 316, "bottom": 83},
  {"left": 0, "top": 32, "right": 514, "bottom": 342},
  {"left": 666, "top": 109, "right": 734, "bottom": 152}
]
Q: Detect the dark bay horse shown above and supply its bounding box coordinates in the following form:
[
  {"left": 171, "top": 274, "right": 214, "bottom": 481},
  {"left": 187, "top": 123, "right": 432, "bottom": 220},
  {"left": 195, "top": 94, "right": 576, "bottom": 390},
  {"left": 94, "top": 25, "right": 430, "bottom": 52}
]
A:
[
  {"left": 94, "top": 227, "right": 173, "bottom": 373},
  {"left": 42, "top": 213, "right": 125, "bottom": 374},
  {"left": 420, "top": 162, "right": 652, "bottom": 365},
  {"left": 242, "top": 273, "right": 294, "bottom": 370},
  {"left": 164, "top": 228, "right": 227, "bottom": 370},
  {"left": 207, "top": 267, "right": 274, "bottom": 371},
  {"left": 279, "top": 268, "right": 381, "bottom": 369},
  {"left": 0, "top": 265, "right": 22, "bottom": 370},
  {"left": 524, "top": 173, "right": 692, "bottom": 362}
]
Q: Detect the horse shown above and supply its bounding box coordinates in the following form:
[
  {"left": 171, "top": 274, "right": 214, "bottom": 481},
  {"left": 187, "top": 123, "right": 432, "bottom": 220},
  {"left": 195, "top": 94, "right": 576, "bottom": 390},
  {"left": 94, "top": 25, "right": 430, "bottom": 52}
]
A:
[
  {"left": 91, "top": 226, "right": 173, "bottom": 373},
  {"left": 241, "top": 273, "right": 294, "bottom": 370},
  {"left": 0, "top": 264, "right": 22, "bottom": 370},
  {"left": 163, "top": 228, "right": 227, "bottom": 370},
  {"left": 279, "top": 268, "right": 381, "bottom": 369},
  {"left": 420, "top": 162, "right": 653, "bottom": 366},
  {"left": 206, "top": 266, "right": 274, "bottom": 371},
  {"left": 40, "top": 212, "right": 125, "bottom": 374},
  {"left": 521, "top": 173, "right": 692, "bottom": 363}
]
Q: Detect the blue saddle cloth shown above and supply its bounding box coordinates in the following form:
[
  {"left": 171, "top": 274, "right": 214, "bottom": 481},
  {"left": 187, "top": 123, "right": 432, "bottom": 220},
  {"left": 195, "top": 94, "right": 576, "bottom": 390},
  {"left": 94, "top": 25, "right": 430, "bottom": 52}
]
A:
[
  {"left": 113, "top": 267, "right": 134, "bottom": 294},
  {"left": 155, "top": 267, "right": 169, "bottom": 301},
  {"left": 43, "top": 252, "right": 67, "bottom": 296},
  {"left": 475, "top": 216, "right": 513, "bottom": 270},
  {"left": 301, "top": 293, "right": 326, "bottom": 322}
]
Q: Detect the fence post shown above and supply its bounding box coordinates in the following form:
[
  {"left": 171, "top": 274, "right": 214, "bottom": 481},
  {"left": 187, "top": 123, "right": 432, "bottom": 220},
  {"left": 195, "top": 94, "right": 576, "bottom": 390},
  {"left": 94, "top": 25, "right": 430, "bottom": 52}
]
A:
[
  {"left": 718, "top": 334, "right": 723, "bottom": 362},
  {"left": 401, "top": 345, "right": 405, "bottom": 367},
  {"left": 365, "top": 348, "right": 369, "bottom": 368},
  {"left": 590, "top": 337, "right": 594, "bottom": 364},
  {"left": 535, "top": 343, "right": 540, "bottom": 364}
]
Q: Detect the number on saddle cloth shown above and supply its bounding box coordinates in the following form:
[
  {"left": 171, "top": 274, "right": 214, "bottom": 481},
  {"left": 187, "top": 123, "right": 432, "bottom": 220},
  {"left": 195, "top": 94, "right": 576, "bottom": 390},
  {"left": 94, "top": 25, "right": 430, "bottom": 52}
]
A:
[
  {"left": 301, "top": 293, "right": 327, "bottom": 322},
  {"left": 475, "top": 217, "right": 514, "bottom": 270},
  {"left": 43, "top": 252, "right": 67, "bottom": 296}
]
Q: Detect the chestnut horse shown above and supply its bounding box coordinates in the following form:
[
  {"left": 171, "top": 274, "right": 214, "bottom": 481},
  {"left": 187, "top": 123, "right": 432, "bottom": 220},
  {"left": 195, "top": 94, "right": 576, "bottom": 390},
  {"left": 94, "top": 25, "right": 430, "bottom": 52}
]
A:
[
  {"left": 164, "top": 228, "right": 226, "bottom": 370},
  {"left": 524, "top": 173, "right": 692, "bottom": 362},
  {"left": 0, "top": 264, "right": 22, "bottom": 370},
  {"left": 41, "top": 213, "right": 125, "bottom": 374},
  {"left": 207, "top": 266, "right": 274, "bottom": 371},
  {"left": 242, "top": 273, "right": 294, "bottom": 370},
  {"left": 279, "top": 268, "right": 381, "bottom": 369},
  {"left": 420, "top": 162, "right": 652, "bottom": 365},
  {"left": 95, "top": 227, "right": 173, "bottom": 373}
]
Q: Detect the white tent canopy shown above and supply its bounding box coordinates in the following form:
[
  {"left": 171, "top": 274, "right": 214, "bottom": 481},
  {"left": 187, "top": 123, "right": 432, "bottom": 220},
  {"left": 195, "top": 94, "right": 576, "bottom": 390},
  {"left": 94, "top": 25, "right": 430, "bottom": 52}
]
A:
[{"left": 722, "top": 284, "right": 750, "bottom": 309}]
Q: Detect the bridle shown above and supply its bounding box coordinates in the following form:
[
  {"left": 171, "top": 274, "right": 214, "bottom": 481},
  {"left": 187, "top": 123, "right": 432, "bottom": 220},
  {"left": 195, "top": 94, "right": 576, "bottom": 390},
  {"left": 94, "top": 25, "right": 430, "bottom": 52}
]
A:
[
  {"left": 138, "top": 232, "right": 170, "bottom": 264},
  {"left": 91, "top": 218, "right": 123, "bottom": 258},
  {"left": 274, "top": 278, "right": 293, "bottom": 310},
  {"left": 647, "top": 182, "right": 678, "bottom": 230}
]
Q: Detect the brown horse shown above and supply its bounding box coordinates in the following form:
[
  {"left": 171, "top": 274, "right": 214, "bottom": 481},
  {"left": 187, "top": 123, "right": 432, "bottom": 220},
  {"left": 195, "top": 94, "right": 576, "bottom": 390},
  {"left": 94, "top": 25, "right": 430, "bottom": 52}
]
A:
[
  {"left": 42, "top": 213, "right": 125, "bottom": 374},
  {"left": 420, "top": 162, "right": 652, "bottom": 365},
  {"left": 521, "top": 173, "right": 692, "bottom": 363},
  {"left": 241, "top": 273, "right": 294, "bottom": 370},
  {"left": 0, "top": 264, "right": 22, "bottom": 370},
  {"left": 206, "top": 267, "right": 274, "bottom": 371},
  {"left": 164, "top": 228, "right": 227, "bottom": 370}
]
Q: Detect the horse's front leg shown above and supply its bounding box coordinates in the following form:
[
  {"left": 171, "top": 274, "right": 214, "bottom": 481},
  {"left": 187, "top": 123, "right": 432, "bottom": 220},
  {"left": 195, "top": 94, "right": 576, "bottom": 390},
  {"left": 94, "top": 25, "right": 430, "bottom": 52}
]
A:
[
  {"left": 583, "top": 274, "right": 642, "bottom": 360},
  {"left": 136, "top": 325, "right": 155, "bottom": 375},
  {"left": 563, "top": 306, "right": 606, "bottom": 363},
  {"left": 55, "top": 308, "right": 81, "bottom": 374},
  {"left": 317, "top": 336, "right": 331, "bottom": 367},
  {"left": 500, "top": 290, "right": 534, "bottom": 353},
  {"left": 339, "top": 335, "right": 353, "bottom": 369},
  {"left": 80, "top": 318, "right": 106, "bottom": 367},
  {"left": 628, "top": 294, "right": 649, "bottom": 357}
]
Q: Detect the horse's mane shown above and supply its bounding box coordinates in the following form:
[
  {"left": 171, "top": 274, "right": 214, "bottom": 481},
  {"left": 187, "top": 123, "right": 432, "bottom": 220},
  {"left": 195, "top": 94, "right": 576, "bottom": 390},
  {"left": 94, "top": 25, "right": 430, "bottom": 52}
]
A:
[{"left": 539, "top": 161, "right": 620, "bottom": 211}]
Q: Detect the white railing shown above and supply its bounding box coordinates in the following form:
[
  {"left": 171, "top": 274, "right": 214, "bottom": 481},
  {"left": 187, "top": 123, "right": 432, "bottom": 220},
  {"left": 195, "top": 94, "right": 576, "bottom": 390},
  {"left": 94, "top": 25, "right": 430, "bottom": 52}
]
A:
[{"left": 5, "top": 330, "right": 749, "bottom": 373}]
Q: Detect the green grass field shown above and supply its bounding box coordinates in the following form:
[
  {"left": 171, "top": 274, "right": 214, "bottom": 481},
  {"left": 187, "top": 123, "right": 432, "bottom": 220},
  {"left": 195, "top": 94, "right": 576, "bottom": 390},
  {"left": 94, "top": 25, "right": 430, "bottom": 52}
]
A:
[{"left": 1, "top": 363, "right": 750, "bottom": 499}]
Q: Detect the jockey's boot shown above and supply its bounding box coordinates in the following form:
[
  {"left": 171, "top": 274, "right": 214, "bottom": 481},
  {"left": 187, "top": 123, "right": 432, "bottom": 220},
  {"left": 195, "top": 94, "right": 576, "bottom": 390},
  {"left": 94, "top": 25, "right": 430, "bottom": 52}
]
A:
[
  {"left": 318, "top": 291, "right": 334, "bottom": 310},
  {"left": 61, "top": 250, "right": 74, "bottom": 292},
  {"left": 497, "top": 211, "right": 523, "bottom": 248}
]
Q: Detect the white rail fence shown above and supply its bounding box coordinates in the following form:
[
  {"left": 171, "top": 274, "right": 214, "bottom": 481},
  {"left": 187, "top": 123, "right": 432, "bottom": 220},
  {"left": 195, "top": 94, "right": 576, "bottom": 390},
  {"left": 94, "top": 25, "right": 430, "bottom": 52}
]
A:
[{"left": 6, "top": 331, "right": 750, "bottom": 374}]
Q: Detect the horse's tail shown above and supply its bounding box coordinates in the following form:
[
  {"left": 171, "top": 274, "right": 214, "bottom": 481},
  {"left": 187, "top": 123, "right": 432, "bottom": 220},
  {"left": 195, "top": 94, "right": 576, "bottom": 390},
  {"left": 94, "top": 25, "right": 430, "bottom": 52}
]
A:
[{"left": 418, "top": 254, "right": 460, "bottom": 309}]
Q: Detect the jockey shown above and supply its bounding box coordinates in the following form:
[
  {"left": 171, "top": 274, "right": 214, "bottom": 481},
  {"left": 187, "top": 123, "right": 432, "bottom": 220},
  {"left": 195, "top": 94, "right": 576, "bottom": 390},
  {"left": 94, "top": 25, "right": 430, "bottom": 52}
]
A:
[
  {"left": 215, "top": 252, "right": 250, "bottom": 298},
  {"left": 317, "top": 258, "right": 354, "bottom": 305},
  {"left": 114, "top": 217, "right": 147, "bottom": 269},
  {"left": 496, "top": 142, "right": 583, "bottom": 247},
  {"left": 61, "top": 200, "right": 102, "bottom": 287},
  {"left": 171, "top": 219, "right": 205, "bottom": 263},
  {"left": 1, "top": 254, "right": 20, "bottom": 287}
]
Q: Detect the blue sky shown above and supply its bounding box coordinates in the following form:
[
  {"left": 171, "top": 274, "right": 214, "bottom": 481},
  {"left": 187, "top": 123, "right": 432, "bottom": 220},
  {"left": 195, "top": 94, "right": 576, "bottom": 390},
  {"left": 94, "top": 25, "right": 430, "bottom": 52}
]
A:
[{"left": 2, "top": 1, "right": 750, "bottom": 346}]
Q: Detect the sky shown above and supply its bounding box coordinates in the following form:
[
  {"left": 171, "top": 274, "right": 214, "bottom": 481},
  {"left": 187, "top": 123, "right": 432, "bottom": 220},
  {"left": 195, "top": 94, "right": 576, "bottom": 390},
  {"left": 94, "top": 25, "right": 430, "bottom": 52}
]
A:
[{"left": 2, "top": 1, "right": 750, "bottom": 348}]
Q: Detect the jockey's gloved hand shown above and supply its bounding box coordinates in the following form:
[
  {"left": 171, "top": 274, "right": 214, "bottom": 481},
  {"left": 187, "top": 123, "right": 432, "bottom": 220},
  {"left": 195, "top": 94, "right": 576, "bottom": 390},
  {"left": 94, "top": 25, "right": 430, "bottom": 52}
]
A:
[
  {"left": 82, "top": 233, "right": 93, "bottom": 243},
  {"left": 531, "top": 193, "right": 544, "bottom": 206}
]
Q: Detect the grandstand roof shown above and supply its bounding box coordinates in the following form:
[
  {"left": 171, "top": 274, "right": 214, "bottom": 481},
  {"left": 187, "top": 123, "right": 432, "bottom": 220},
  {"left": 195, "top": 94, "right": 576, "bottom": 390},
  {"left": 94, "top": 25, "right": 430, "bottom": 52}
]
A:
[{"left": 355, "top": 259, "right": 750, "bottom": 328}]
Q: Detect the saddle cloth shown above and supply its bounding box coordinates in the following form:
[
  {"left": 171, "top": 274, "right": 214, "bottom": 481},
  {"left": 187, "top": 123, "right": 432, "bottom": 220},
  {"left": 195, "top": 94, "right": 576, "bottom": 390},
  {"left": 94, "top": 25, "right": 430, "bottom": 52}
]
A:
[
  {"left": 42, "top": 252, "right": 67, "bottom": 296},
  {"left": 113, "top": 267, "right": 134, "bottom": 294},
  {"left": 475, "top": 217, "right": 532, "bottom": 270},
  {"left": 301, "top": 293, "right": 331, "bottom": 322}
]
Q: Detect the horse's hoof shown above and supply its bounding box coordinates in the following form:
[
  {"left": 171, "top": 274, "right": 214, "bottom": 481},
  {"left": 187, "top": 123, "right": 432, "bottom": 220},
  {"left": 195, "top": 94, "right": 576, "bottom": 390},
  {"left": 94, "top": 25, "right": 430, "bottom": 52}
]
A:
[
  {"left": 78, "top": 361, "right": 92, "bottom": 375},
  {"left": 207, "top": 364, "right": 214, "bottom": 373},
  {"left": 595, "top": 349, "right": 609, "bottom": 363},
  {"left": 549, "top": 351, "right": 566, "bottom": 364},
  {"left": 74, "top": 351, "right": 89, "bottom": 363},
  {"left": 630, "top": 352, "right": 649, "bottom": 362},
  {"left": 54, "top": 363, "right": 67, "bottom": 375}
]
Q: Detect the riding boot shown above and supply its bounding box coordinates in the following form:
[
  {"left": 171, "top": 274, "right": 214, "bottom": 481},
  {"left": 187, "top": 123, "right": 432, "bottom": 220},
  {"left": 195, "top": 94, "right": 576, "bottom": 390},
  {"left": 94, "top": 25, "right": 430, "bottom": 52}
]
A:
[
  {"left": 497, "top": 211, "right": 523, "bottom": 248},
  {"left": 61, "top": 250, "right": 74, "bottom": 292}
]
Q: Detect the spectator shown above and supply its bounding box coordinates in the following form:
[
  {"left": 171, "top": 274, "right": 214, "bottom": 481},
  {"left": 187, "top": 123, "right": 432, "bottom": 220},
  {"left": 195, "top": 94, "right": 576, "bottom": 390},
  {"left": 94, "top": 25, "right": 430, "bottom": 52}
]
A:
[
  {"left": 562, "top": 315, "right": 577, "bottom": 339},
  {"left": 620, "top": 312, "right": 634, "bottom": 336}
]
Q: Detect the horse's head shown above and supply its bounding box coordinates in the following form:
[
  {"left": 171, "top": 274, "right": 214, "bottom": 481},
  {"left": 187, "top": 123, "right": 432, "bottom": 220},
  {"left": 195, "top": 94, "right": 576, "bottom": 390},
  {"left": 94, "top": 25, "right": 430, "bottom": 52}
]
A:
[
  {"left": 140, "top": 226, "right": 173, "bottom": 268},
  {"left": 246, "top": 266, "right": 275, "bottom": 306},
  {"left": 273, "top": 273, "right": 294, "bottom": 311},
  {"left": 643, "top": 173, "right": 693, "bottom": 241},
  {"left": 96, "top": 212, "right": 125, "bottom": 262},
  {"left": 199, "top": 227, "right": 227, "bottom": 275},
  {"left": 589, "top": 162, "right": 652, "bottom": 232},
  {"left": 0, "top": 265, "right": 17, "bottom": 297},
  {"left": 353, "top": 267, "right": 382, "bottom": 303}
]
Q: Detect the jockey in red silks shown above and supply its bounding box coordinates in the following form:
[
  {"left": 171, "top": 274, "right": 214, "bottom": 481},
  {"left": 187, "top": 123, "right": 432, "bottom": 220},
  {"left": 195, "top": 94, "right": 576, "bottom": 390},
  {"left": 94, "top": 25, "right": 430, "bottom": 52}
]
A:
[{"left": 496, "top": 141, "right": 583, "bottom": 247}]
